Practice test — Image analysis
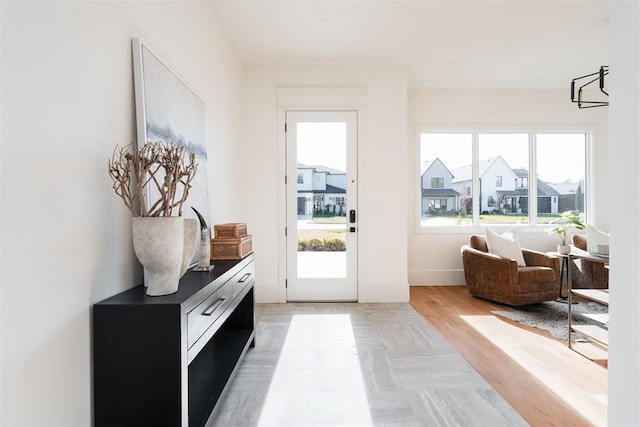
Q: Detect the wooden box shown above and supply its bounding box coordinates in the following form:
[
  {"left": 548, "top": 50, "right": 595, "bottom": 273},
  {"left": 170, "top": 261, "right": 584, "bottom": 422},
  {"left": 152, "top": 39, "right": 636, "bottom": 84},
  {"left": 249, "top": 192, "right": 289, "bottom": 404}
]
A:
[
  {"left": 214, "top": 223, "right": 248, "bottom": 239},
  {"left": 210, "top": 235, "right": 253, "bottom": 260}
]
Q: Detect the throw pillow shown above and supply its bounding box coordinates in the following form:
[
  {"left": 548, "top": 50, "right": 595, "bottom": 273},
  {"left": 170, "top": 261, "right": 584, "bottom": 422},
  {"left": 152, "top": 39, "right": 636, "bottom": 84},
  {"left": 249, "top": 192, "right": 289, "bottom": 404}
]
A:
[
  {"left": 485, "top": 228, "right": 526, "bottom": 266},
  {"left": 586, "top": 225, "right": 610, "bottom": 256}
]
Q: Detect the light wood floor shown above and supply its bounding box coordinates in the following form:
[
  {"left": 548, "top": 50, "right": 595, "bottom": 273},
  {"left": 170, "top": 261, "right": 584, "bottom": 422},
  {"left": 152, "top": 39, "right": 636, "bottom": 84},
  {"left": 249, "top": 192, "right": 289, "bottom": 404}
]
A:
[{"left": 410, "top": 286, "right": 608, "bottom": 427}]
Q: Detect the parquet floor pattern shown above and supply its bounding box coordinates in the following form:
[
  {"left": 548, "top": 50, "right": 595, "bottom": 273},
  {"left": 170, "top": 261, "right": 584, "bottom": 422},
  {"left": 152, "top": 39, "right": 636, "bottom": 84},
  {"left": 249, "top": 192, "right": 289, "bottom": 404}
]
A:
[{"left": 208, "top": 300, "right": 526, "bottom": 426}]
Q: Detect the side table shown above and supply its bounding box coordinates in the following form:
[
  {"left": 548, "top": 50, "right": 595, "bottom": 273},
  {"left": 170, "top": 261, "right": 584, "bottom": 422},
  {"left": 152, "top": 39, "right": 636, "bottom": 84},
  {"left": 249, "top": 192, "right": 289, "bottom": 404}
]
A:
[
  {"left": 547, "top": 251, "right": 570, "bottom": 299},
  {"left": 566, "top": 248, "right": 609, "bottom": 355}
]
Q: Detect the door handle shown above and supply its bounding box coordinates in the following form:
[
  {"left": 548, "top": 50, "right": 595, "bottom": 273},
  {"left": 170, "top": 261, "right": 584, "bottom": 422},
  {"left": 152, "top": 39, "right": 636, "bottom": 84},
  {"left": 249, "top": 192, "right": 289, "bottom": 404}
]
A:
[{"left": 349, "top": 210, "right": 356, "bottom": 223}]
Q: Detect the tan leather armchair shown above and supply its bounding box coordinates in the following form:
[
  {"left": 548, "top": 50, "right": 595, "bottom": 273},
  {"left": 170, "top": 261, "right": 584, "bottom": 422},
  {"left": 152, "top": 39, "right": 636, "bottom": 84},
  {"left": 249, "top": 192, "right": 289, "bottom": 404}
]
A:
[
  {"left": 461, "top": 235, "right": 561, "bottom": 306},
  {"left": 571, "top": 234, "right": 609, "bottom": 289}
]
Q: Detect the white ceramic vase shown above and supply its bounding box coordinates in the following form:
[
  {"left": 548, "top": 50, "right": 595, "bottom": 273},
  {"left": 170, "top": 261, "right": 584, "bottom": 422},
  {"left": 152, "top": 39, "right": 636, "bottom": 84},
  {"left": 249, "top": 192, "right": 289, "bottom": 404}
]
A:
[
  {"left": 132, "top": 217, "right": 198, "bottom": 296},
  {"left": 557, "top": 244, "right": 571, "bottom": 255}
]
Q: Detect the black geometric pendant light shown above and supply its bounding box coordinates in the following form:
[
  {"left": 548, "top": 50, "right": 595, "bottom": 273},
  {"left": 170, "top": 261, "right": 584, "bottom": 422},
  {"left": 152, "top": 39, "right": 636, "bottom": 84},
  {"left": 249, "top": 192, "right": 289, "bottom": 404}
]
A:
[{"left": 570, "top": 66, "right": 609, "bottom": 108}]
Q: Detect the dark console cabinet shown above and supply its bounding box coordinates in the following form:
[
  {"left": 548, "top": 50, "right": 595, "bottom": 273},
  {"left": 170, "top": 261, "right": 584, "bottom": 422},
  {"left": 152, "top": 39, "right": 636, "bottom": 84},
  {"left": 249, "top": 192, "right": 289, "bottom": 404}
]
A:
[{"left": 93, "top": 254, "right": 255, "bottom": 427}]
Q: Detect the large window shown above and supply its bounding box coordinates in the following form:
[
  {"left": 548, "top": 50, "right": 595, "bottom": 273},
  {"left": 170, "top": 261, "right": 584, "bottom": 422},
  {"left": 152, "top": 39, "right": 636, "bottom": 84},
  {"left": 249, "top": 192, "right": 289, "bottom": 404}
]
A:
[
  {"left": 420, "top": 133, "right": 472, "bottom": 225},
  {"left": 478, "top": 133, "right": 529, "bottom": 225},
  {"left": 419, "top": 129, "right": 588, "bottom": 228}
]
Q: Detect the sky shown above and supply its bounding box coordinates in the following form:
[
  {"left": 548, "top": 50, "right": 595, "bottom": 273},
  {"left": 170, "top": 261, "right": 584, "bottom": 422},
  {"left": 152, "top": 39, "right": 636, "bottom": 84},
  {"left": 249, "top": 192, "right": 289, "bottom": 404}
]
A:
[
  {"left": 296, "top": 122, "right": 347, "bottom": 172},
  {"left": 420, "top": 133, "right": 586, "bottom": 183}
]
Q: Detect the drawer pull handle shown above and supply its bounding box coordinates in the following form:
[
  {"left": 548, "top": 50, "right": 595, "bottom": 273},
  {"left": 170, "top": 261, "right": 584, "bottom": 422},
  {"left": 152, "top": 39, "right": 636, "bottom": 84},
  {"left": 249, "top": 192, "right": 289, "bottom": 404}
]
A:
[
  {"left": 203, "top": 298, "right": 225, "bottom": 316},
  {"left": 238, "top": 273, "right": 252, "bottom": 283}
]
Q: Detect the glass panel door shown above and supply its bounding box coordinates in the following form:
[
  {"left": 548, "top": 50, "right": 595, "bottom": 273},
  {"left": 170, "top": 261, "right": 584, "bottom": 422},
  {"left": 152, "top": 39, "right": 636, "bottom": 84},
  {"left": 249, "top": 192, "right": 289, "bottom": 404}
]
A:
[{"left": 286, "top": 111, "right": 358, "bottom": 301}]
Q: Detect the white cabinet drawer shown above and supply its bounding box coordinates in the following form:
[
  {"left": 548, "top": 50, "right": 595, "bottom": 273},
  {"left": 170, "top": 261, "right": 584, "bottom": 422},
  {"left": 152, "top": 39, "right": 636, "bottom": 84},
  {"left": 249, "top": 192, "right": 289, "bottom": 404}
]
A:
[
  {"left": 187, "top": 281, "right": 232, "bottom": 349},
  {"left": 232, "top": 261, "right": 255, "bottom": 299}
]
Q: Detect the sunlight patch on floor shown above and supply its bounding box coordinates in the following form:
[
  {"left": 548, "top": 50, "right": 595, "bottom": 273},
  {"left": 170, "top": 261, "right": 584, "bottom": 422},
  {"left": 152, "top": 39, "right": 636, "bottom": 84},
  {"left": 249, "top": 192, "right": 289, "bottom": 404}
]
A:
[
  {"left": 460, "top": 314, "right": 607, "bottom": 427},
  {"left": 257, "top": 314, "right": 373, "bottom": 426}
]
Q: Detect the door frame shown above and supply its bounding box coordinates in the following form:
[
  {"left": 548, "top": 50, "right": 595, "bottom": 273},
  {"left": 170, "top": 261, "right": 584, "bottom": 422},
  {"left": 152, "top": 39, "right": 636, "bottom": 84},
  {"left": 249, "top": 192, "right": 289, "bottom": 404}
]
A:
[
  {"left": 275, "top": 89, "right": 367, "bottom": 303},
  {"left": 284, "top": 110, "right": 358, "bottom": 302}
]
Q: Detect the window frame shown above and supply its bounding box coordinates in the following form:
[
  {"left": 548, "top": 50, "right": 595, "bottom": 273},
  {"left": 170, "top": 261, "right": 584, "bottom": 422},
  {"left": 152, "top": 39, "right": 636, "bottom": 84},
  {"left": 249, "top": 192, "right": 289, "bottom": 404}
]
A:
[
  {"left": 431, "top": 177, "right": 444, "bottom": 189},
  {"left": 428, "top": 199, "right": 447, "bottom": 210},
  {"left": 415, "top": 124, "right": 593, "bottom": 234},
  {"left": 516, "top": 176, "right": 528, "bottom": 188}
]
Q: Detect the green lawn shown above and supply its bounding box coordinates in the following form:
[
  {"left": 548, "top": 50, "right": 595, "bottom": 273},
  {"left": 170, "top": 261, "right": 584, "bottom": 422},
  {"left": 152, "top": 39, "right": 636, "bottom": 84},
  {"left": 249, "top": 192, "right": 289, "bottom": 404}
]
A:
[
  {"left": 474, "top": 214, "right": 569, "bottom": 224},
  {"left": 310, "top": 216, "right": 346, "bottom": 224},
  {"left": 422, "top": 212, "right": 583, "bottom": 226},
  {"left": 316, "top": 213, "right": 573, "bottom": 225},
  {"left": 478, "top": 214, "right": 529, "bottom": 223}
]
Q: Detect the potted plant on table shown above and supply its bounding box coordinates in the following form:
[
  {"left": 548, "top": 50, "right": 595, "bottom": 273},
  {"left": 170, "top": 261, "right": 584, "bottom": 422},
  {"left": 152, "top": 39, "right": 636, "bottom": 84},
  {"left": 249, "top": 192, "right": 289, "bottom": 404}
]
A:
[
  {"left": 549, "top": 210, "right": 585, "bottom": 255},
  {"left": 107, "top": 140, "right": 199, "bottom": 296}
]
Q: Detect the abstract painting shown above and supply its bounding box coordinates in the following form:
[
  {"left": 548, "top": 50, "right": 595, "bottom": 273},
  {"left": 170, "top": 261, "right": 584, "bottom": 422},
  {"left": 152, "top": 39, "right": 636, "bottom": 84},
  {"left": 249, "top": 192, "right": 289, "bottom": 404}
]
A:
[{"left": 132, "top": 38, "right": 210, "bottom": 265}]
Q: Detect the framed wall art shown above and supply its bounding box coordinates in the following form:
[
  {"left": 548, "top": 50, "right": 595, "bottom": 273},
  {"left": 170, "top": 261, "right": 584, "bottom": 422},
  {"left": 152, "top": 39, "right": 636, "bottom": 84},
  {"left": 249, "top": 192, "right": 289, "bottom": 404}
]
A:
[{"left": 132, "top": 38, "right": 211, "bottom": 265}]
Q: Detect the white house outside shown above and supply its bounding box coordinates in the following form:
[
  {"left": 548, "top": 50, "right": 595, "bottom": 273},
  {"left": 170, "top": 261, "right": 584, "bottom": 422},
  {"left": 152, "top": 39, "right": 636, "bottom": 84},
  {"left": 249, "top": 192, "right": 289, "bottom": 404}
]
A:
[
  {"left": 421, "top": 155, "right": 569, "bottom": 217},
  {"left": 297, "top": 164, "right": 346, "bottom": 219},
  {"left": 420, "top": 158, "right": 461, "bottom": 214}
]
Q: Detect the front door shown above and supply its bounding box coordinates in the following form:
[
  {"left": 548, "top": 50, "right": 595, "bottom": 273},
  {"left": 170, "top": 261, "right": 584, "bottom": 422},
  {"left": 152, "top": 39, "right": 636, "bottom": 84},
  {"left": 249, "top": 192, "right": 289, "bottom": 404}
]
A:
[{"left": 285, "top": 111, "right": 358, "bottom": 301}]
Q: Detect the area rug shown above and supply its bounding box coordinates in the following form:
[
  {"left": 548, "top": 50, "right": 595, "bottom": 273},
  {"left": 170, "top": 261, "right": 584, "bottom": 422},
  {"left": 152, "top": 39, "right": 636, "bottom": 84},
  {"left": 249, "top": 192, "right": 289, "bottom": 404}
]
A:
[{"left": 491, "top": 300, "right": 608, "bottom": 341}]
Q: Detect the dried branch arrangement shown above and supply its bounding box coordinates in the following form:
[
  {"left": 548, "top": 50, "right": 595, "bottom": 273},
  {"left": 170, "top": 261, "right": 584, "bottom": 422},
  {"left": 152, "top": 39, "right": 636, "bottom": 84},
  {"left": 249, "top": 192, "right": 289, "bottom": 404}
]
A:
[{"left": 108, "top": 141, "right": 198, "bottom": 217}]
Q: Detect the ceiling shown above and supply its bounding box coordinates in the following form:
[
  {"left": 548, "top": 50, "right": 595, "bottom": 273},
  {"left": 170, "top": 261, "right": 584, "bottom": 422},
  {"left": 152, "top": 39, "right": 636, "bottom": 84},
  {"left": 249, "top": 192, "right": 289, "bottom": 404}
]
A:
[{"left": 213, "top": 0, "right": 609, "bottom": 89}]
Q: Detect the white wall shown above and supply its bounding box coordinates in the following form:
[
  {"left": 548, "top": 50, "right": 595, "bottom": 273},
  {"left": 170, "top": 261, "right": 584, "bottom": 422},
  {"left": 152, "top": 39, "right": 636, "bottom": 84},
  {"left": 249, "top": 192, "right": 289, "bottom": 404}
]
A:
[
  {"left": 609, "top": 1, "right": 640, "bottom": 424},
  {"left": 241, "top": 64, "right": 408, "bottom": 303},
  {"left": 408, "top": 89, "right": 609, "bottom": 285},
  {"left": 0, "top": 2, "right": 243, "bottom": 425},
  {"left": 0, "top": 3, "right": 3, "bottom": 421}
]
